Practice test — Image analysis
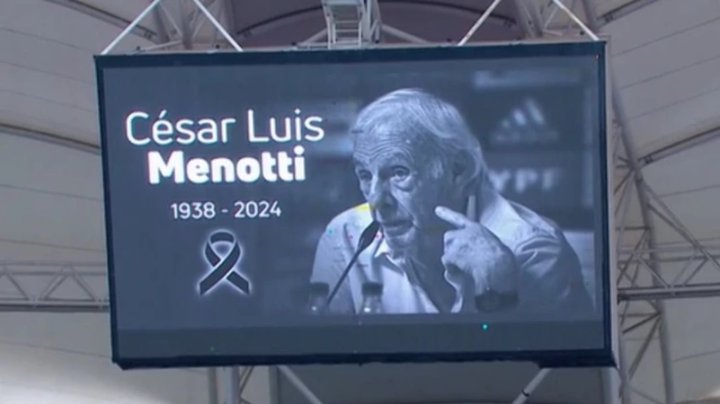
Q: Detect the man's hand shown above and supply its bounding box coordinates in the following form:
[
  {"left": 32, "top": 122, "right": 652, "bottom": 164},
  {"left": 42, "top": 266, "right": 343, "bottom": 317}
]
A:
[{"left": 434, "top": 206, "right": 518, "bottom": 296}]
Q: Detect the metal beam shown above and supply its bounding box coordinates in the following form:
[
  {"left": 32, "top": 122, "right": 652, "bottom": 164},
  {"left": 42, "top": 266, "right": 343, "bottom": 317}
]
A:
[
  {"left": 299, "top": 29, "right": 328, "bottom": 46},
  {"left": 596, "top": 0, "right": 659, "bottom": 25},
  {"left": 100, "top": 0, "right": 242, "bottom": 55},
  {"left": 619, "top": 243, "right": 720, "bottom": 255},
  {"left": 458, "top": 0, "right": 504, "bottom": 45},
  {"left": 619, "top": 254, "right": 720, "bottom": 265},
  {"left": 382, "top": 25, "right": 430, "bottom": 44},
  {"left": 322, "top": 0, "right": 380, "bottom": 48},
  {"left": 101, "top": 0, "right": 164, "bottom": 54},
  {"left": 152, "top": 5, "right": 172, "bottom": 43},
  {"left": 618, "top": 335, "right": 634, "bottom": 404},
  {"left": 176, "top": 0, "right": 193, "bottom": 49},
  {"left": 227, "top": 367, "right": 240, "bottom": 404},
  {"left": 0, "top": 303, "right": 107, "bottom": 312},
  {"left": 208, "top": 368, "right": 219, "bottom": 404},
  {"left": 512, "top": 368, "right": 551, "bottom": 404},
  {"left": 0, "top": 122, "right": 99, "bottom": 155},
  {"left": 638, "top": 124, "right": 720, "bottom": 168},
  {"left": 222, "top": 0, "right": 240, "bottom": 45},
  {"left": 0, "top": 262, "right": 107, "bottom": 312},
  {"left": 277, "top": 366, "right": 323, "bottom": 404},
  {"left": 619, "top": 283, "right": 720, "bottom": 301},
  {"left": 235, "top": 1, "right": 517, "bottom": 42},
  {"left": 521, "top": 0, "right": 547, "bottom": 38},
  {"left": 6, "top": 256, "right": 719, "bottom": 311},
  {"left": 512, "top": 0, "right": 542, "bottom": 37},
  {"left": 550, "top": 0, "right": 598, "bottom": 40}
]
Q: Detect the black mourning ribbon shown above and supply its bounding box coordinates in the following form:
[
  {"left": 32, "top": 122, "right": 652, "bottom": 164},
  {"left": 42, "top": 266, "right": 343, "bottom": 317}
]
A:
[{"left": 199, "top": 231, "right": 250, "bottom": 295}]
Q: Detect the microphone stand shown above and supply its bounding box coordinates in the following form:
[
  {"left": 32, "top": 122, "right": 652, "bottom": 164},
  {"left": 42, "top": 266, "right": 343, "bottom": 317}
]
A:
[{"left": 325, "top": 220, "right": 380, "bottom": 308}]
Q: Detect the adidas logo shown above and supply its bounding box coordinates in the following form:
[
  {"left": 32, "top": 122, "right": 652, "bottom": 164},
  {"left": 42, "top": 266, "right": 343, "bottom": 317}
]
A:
[{"left": 491, "top": 98, "right": 559, "bottom": 145}]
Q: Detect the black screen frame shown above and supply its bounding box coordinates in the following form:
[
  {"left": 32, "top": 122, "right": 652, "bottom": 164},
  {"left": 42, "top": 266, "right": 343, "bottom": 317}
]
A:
[{"left": 95, "top": 40, "right": 613, "bottom": 370}]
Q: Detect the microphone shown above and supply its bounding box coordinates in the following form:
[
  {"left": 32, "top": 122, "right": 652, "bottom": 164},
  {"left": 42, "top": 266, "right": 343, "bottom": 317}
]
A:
[{"left": 325, "top": 220, "right": 381, "bottom": 307}]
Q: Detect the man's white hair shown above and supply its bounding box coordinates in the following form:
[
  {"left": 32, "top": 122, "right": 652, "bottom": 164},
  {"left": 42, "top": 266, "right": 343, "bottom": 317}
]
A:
[{"left": 351, "top": 88, "right": 490, "bottom": 189}]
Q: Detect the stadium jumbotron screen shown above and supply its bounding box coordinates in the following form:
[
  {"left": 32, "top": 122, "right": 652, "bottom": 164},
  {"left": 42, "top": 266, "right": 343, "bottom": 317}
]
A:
[{"left": 95, "top": 41, "right": 613, "bottom": 369}]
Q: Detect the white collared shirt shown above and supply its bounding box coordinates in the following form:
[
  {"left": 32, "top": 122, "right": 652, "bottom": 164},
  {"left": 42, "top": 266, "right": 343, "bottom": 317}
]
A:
[{"left": 310, "top": 189, "right": 589, "bottom": 314}]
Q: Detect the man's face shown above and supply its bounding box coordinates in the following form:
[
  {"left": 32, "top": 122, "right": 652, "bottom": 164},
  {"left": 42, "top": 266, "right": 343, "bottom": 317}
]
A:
[{"left": 353, "top": 128, "right": 455, "bottom": 251}]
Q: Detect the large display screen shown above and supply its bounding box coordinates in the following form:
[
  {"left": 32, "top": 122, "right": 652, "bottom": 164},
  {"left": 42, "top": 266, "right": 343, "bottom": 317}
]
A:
[{"left": 95, "top": 41, "right": 612, "bottom": 369}]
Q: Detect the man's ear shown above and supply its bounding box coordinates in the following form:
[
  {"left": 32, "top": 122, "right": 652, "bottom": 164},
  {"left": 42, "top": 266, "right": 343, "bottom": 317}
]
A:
[{"left": 450, "top": 152, "right": 472, "bottom": 186}]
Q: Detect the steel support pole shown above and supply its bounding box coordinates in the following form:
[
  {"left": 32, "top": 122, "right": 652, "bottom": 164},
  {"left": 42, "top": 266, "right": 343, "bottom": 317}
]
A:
[
  {"left": 382, "top": 25, "right": 430, "bottom": 44},
  {"left": 522, "top": 0, "right": 546, "bottom": 37},
  {"left": 618, "top": 336, "right": 634, "bottom": 404},
  {"left": 550, "top": 0, "right": 599, "bottom": 40},
  {"left": 100, "top": 0, "right": 242, "bottom": 55},
  {"left": 597, "top": 0, "right": 659, "bottom": 24},
  {"left": 176, "top": 0, "right": 193, "bottom": 49},
  {"left": 277, "top": 366, "right": 323, "bottom": 404},
  {"left": 301, "top": 29, "right": 328, "bottom": 45},
  {"left": 226, "top": 367, "right": 240, "bottom": 404},
  {"left": 602, "top": 367, "right": 622, "bottom": 404},
  {"left": 511, "top": 0, "right": 539, "bottom": 37},
  {"left": 269, "top": 366, "right": 281, "bottom": 404},
  {"left": 579, "top": 1, "right": 675, "bottom": 402},
  {"left": 101, "top": 0, "right": 164, "bottom": 54},
  {"left": 458, "top": 0, "right": 505, "bottom": 46},
  {"left": 619, "top": 283, "right": 720, "bottom": 301},
  {"left": 189, "top": 0, "right": 243, "bottom": 51},
  {"left": 655, "top": 310, "right": 675, "bottom": 403},
  {"left": 152, "top": 5, "right": 171, "bottom": 42},
  {"left": 208, "top": 368, "right": 219, "bottom": 404},
  {"left": 512, "top": 5, "right": 624, "bottom": 401},
  {"left": 608, "top": 34, "right": 676, "bottom": 404},
  {"left": 512, "top": 368, "right": 551, "bottom": 404}
]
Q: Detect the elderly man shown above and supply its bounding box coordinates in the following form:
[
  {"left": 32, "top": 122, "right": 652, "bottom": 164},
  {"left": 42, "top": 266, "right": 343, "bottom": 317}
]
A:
[{"left": 310, "top": 88, "right": 590, "bottom": 314}]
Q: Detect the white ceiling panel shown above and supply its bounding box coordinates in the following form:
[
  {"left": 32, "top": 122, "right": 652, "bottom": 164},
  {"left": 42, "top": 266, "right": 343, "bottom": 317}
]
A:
[
  {"left": 625, "top": 87, "right": 720, "bottom": 153},
  {"left": 82, "top": 0, "right": 163, "bottom": 24},
  {"left": 642, "top": 137, "right": 720, "bottom": 197},
  {"left": 0, "top": 133, "right": 104, "bottom": 262},
  {"left": 0, "top": 312, "right": 272, "bottom": 404},
  {"left": 0, "top": 241, "right": 105, "bottom": 263},
  {"left": 675, "top": 350, "right": 720, "bottom": 401},
  {"left": 0, "top": 63, "right": 95, "bottom": 114},
  {"left": 0, "top": 134, "right": 101, "bottom": 199},
  {"left": 604, "top": 0, "right": 720, "bottom": 56},
  {"left": 0, "top": 188, "right": 105, "bottom": 256},
  {"left": 0, "top": 314, "right": 207, "bottom": 404},
  {"left": 0, "top": 93, "right": 97, "bottom": 143},
  {"left": 618, "top": 49, "right": 720, "bottom": 120},
  {"left": 0, "top": 1, "right": 154, "bottom": 144},
  {"left": 0, "top": 28, "right": 96, "bottom": 84},
  {"left": 665, "top": 297, "right": 720, "bottom": 399},
  {"left": 651, "top": 187, "right": 720, "bottom": 243},
  {"left": 1, "top": 0, "right": 154, "bottom": 53},
  {"left": 603, "top": 0, "right": 720, "bottom": 154},
  {"left": 621, "top": 336, "right": 664, "bottom": 401},
  {"left": 611, "top": 14, "right": 720, "bottom": 90}
]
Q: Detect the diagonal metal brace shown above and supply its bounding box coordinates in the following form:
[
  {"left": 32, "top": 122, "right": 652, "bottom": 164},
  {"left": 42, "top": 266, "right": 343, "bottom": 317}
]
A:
[{"left": 101, "top": 0, "right": 242, "bottom": 55}]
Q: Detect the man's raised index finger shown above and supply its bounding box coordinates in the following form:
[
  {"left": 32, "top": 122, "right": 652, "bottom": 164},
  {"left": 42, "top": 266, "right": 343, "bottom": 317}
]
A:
[{"left": 435, "top": 206, "right": 473, "bottom": 228}]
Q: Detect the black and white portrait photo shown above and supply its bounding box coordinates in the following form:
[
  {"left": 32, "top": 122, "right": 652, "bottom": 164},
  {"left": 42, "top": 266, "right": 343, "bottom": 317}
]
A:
[{"left": 310, "top": 88, "right": 592, "bottom": 315}]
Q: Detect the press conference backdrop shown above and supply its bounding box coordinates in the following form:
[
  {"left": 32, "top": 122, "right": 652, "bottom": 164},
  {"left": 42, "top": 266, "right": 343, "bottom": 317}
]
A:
[{"left": 96, "top": 42, "right": 611, "bottom": 369}]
